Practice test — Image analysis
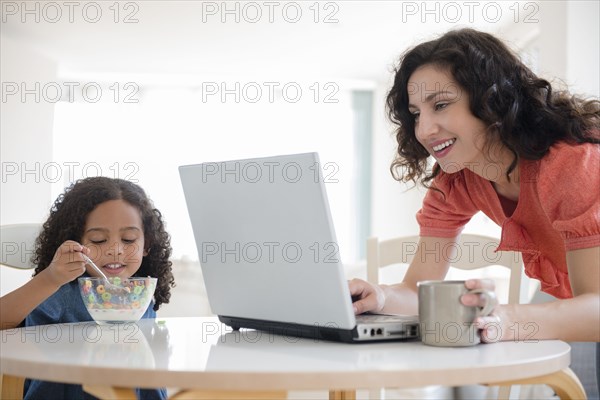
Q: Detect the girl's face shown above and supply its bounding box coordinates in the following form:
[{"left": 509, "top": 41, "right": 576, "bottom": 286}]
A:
[
  {"left": 81, "top": 199, "right": 146, "bottom": 278},
  {"left": 407, "top": 64, "right": 492, "bottom": 174}
]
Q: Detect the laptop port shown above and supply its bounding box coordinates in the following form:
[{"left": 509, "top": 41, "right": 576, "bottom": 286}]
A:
[
  {"left": 387, "top": 330, "right": 406, "bottom": 336},
  {"left": 376, "top": 328, "right": 383, "bottom": 335}
]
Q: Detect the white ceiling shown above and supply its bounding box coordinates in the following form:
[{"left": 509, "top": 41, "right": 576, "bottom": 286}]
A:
[{"left": 1, "top": 1, "right": 534, "bottom": 83}]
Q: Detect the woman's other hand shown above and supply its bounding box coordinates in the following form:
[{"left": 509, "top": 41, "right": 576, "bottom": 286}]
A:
[{"left": 461, "top": 278, "right": 507, "bottom": 342}]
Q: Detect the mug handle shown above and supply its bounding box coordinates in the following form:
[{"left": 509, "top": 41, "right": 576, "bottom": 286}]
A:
[{"left": 467, "top": 288, "right": 498, "bottom": 317}]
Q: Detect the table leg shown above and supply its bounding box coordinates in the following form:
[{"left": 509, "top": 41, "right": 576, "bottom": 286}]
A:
[
  {"left": 497, "top": 385, "right": 511, "bottom": 400},
  {"left": 1, "top": 374, "right": 25, "bottom": 400},
  {"left": 329, "top": 390, "right": 356, "bottom": 400},
  {"left": 493, "top": 367, "right": 587, "bottom": 400},
  {"left": 82, "top": 385, "right": 137, "bottom": 400}
]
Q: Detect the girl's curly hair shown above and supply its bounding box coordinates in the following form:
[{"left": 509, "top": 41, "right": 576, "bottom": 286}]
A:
[
  {"left": 387, "top": 28, "right": 600, "bottom": 187},
  {"left": 32, "top": 177, "right": 175, "bottom": 310}
]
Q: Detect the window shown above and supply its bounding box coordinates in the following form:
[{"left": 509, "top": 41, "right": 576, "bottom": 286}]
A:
[{"left": 52, "top": 78, "right": 369, "bottom": 263}]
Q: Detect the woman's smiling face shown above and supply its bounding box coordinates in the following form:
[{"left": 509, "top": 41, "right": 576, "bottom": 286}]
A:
[{"left": 407, "top": 64, "right": 491, "bottom": 174}]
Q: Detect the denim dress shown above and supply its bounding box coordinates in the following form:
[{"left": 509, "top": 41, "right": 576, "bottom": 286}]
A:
[{"left": 23, "top": 279, "right": 167, "bottom": 400}]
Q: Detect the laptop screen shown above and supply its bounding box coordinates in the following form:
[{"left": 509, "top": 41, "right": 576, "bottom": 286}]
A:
[{"left": 179, "top": 153, "right": 357, "bottom": 329}]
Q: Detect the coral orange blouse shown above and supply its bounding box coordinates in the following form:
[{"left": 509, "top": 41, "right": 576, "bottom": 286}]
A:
[{"left": 416, "top": 142, "right": 600, "bottom": 299}]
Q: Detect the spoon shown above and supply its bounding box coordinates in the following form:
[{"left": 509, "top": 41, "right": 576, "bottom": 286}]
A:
[{"left": 81, "top": 253, "right": 131, "bottom": 294}]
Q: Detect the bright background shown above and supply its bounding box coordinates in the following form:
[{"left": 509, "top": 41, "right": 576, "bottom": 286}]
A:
[{"left": 2, "top": 1, "right": 599, "bottom": 307}]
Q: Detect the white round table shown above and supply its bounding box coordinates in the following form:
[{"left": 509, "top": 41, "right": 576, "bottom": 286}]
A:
[{"left": 0, "top": 317, "right": 586, "bottom": 399}]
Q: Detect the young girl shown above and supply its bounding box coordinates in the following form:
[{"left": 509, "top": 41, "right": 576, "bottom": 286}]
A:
[
  {"left": 1, "top": 176, "right": 175, "bottom": 399},
  {"left": 350, "top": 28, "right": 599, "bottom": 344}
]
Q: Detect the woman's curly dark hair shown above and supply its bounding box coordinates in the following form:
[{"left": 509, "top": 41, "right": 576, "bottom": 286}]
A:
[
  {"left": 32, "top": 177, "right": 175, "bottom": 310},
  {"left": 387, "top": 28, "right": 600, "bottom": 187}
]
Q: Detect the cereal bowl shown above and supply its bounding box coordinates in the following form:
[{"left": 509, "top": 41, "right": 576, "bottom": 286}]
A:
[{"left": 78, "top": 277, "right": 157, "bottom": 325}]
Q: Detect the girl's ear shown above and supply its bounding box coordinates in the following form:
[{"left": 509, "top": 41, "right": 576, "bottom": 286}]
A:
[{"left": 144, "top": 247, "right": 149, "bottom": 257}]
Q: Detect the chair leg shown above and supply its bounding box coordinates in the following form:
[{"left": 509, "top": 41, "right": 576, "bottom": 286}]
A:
[
  {"left": 329, "top": 390, "right": 356, "bottom": 400},
  {"left": 493, "top": 368, "right": 587, "bottom": 400},
  {"left": 497, "top": 385, "right": 511, "bottom": 400},
  {"left": 545, "top": 369, "right": 587, "bottom": 400},
  {"left": 1, "top": 374, "right": 25, "bottom": 400}
]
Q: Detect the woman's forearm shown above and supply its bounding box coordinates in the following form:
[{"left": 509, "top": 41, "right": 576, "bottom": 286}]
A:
[
  {"left": 499, "top": 293, "right": 600, "bottom": 342},
  {"left": 381, "top": 282, "right": 419, "bottom": 315}
]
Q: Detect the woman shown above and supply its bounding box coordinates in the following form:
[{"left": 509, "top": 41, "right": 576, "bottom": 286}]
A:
[{"left": 350, "top": 28, "right": 599, "bottom": 344}]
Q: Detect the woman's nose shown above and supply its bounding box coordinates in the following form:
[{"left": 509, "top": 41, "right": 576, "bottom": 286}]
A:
[{"left": 415, "top": 113, "right": 439, "bottom": 142}]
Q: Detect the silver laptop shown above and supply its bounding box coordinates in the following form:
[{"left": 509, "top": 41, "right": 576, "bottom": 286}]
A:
[{"left": 179, "top": 152, "right": 418, "bottom": 342}]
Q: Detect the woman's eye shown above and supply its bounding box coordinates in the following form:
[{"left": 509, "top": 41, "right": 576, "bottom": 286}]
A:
[
  {"left": 89, "top": 240, "right": 106, "bottom": 244},
  {"left": 435, "top": 102, "right": 448, "bottom": 110},
  {"left": 410, "top": 111, "right": 420, "bottom": 120},
  {"left": 123, "top": 239, "right": 137, "bottom": 244}
]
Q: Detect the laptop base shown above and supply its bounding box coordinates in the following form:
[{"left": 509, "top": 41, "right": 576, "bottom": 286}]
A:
[{"left": 219, "top": 315, "right": 418, "bottom": 344}]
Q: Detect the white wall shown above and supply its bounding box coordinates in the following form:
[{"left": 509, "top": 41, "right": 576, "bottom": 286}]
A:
[
  {"left": 525, "top": 1, "right": 599, "bottom": 97},
  {"left": 0, "top": 35, "right": 57, "bottom": 224},
  {"left": 567, "top": 1, "right": 600, "bottom": 97},
  {"left": 370, "top": 81, "right": 426, "bottom": 241},
  {"left": 0, "top": 35, "right": 58, "bottom": 295},
  {"left": 537, "top": 1, "right": 567, "bottom": 83}
]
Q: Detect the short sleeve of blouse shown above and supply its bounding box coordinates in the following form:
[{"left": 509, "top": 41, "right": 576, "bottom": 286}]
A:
[
  {"left": 417, "top": 170, "right": 480, "bottom": 238},
  {"left": 536, "top": 142, "right": 600, "bottom": 251}
]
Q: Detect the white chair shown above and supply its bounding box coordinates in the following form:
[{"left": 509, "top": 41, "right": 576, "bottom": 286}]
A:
[
  {"left": 0, "top": 223, "right": 40, "bottom": 400},
  {"left": 366, "top": 233, "right": 526, "bottom": 400},
  {"left": 1, "top": 223, "right": 41, "bottom": 270},
  {"left": 367, "top": 233, "right": 526, "bottom": 304}
]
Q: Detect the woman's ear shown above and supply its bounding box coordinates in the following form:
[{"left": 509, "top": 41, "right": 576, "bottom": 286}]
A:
[{"left": 144, "top": 247, "right": 149, "bottom": 257}]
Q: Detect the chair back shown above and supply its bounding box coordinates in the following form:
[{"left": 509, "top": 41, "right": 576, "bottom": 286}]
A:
[
  {"left": 0, "top": 224, "right": 41, "bottom": 400},
  {"left": 1, "top": 224, "right": 41, "bottom": 269},
  {"left": 367, "top": 233, "right": 525, "bottom": 304}
]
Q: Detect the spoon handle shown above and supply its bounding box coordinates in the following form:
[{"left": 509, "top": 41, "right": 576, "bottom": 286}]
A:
[{"left": 82, "top": 253, "right": 109, "bottom": 281}]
